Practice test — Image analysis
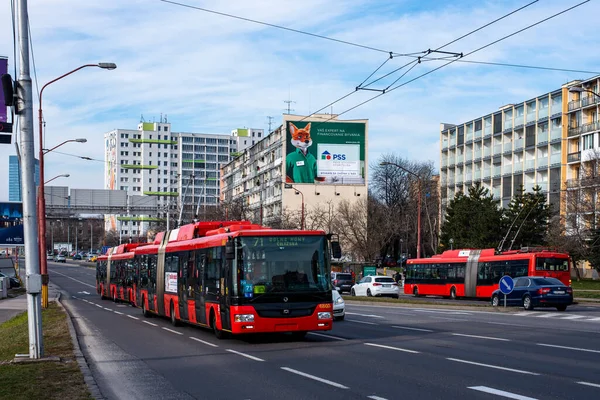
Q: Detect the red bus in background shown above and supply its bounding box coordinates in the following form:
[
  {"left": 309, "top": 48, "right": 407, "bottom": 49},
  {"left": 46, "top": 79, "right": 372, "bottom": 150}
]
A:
[
  {"left": 404, "top": 247, "right": 571, "bottom": 299},
  {"left": 96, "top": 220, "right": 340, "bottom": 339}
]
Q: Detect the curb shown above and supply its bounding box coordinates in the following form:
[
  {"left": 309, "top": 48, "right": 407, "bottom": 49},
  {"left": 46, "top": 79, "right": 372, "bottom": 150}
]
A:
[{"left": 56, "top": 291, "right": 105, "bottom": 400}]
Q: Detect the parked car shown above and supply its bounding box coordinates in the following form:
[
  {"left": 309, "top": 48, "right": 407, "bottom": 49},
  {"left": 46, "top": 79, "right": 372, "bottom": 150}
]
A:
[
  {"left": 0, "top": 271, "right": 20, "bottom": 288},
  {"left": 47, "top": 253, "right": 55, "bottom": 260},
  {"left": 491, "top": 276, "right": 573, "bottom": 311},
  {"left": 72, "top": 254, "right": 82, "bottom": 260},
  {"left": 351, "top": 275, "right": 399, "bottom": 298},
  {"left": 332, "top": 288, "right": 345, "bottom": 321},
  {"left": 331, "top": 272, "right": 354, "bottom": 293},
  {"left": 87, "top": 254, "right": 98, "bottom": 262},
  {"left": 53, "top": 254, "right": 66, "bottom": 263}
]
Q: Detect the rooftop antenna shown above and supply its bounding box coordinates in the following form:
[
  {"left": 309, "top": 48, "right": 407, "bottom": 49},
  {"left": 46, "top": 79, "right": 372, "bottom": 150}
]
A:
[
  {"left": 284, "top": 87, "right": 295, "bottom": 114},
  {"left": 140, "top": 114, "right": 145, "bottom": 122},
  {"left": 160, "top": 112, "right": 163, "bottom": 123},
  {"left": 267, "top": 116, "right": 274, "bottom": 133},
  {"left": 164, "top": 114, "right": 168, "bottom": 123}
]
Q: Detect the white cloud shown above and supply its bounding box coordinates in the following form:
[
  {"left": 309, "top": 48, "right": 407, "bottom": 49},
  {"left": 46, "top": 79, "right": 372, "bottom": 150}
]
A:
[{"left": 1, "top": 0, "right": 599, "bottom": 200}]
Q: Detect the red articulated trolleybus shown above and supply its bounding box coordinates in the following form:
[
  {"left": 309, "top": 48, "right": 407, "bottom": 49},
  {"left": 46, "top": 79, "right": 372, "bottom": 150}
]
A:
[
  {"left": 404, "top": 247, "right": 571, "bottom": 300},
  {"left": 96, "top": 221, "right": 341, "bottom": 339}
]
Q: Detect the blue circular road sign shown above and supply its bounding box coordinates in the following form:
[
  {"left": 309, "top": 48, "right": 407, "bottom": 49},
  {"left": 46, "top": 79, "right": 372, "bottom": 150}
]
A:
[{"left": 499, "top": 275, "right": 514, "bottom": 295}]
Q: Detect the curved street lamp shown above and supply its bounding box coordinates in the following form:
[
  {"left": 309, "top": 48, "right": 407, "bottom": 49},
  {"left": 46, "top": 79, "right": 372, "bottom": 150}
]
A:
[
  {"left": 38, "top": 62, "right": 117, "bottom": 309},
  {"left": 380, "top": 161, "right": 423, "bottom": 259},
  {"left": 44, "top": 173, "right": 70, "bottom": 185},
  {"left": 568, "top": 85, "right": 600, "bottom": 99}
]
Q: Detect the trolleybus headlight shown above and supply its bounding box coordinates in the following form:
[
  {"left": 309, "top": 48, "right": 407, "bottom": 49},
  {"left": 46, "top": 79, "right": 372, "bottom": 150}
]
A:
[
  {"left": 318, "top": 312, "right": 332, "bottom": 320},
  {"left": 235, "top": 314, "right": 255, "bottom": 322}
]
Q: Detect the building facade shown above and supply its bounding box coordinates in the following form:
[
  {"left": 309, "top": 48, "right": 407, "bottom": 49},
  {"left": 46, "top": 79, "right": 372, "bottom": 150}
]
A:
[
  {"left": 440, "top": 76, "right": 600, "bottom": 234},
  {"left": 104, "top": 121, "right": 261, "bottom": 238},
  {"left": 221, "top": 114, "right": 368, "bottom": 237},
  {"left": 8, "top": 155, "right": 39, "bottom": 202}
]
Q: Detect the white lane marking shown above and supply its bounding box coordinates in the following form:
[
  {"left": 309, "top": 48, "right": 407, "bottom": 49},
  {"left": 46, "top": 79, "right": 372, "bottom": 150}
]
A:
[
  {"left": 78, "top": 291, "right": 91, "bottom": 295},
  {"left": 367, "top": 396, "right": 388, "bottom": 400},
  {"left": 280, "top": 367, "right": 349, "bottom": 389},
  {"left": 392, "top": 326, "right": 434, "bottom": 332},
  {"left": 190, "top": 337, "right": 219, "bottom": 348},
  {"left": 95, "top": 304, "right": 103, "bottom": 308},
  {"left": 127, "top": 315, "right": 139, "bottom": 320},
  {"left": 577, "top": 381, "right": 600, "bottom": 389},
  {"left": 113, "top": 311, "right": 124, "bottom": 315},
  {"left": 345, "top": 312, "right": 385, "bottom": 319},
  {"left": 162, "top": 327, "right": 183, "bottom": 335},
  {"left": 514, "top": 311, "right": 542, "bottom": 316},
  {"left": 587, "top": 317, "right": 600, "bottom": 322},
  {"left": 448, "top": 358, "right": 539, "bottom": 375},
  {"left": 143, "top": 321, "right": 157, "bottom": 327},
  {"left": 48, "top": 269, "right": 96, "bottom": 288},
  {"left": 451, "top": 333, "right": 510, "bottom": 342},
  {"left": 559, "top": 315, "right": 587, "bottom": 320},
  {"left": 537, "top": 343, "right": 600, "bottom": 354},
  {"left": 103, "top": 307, "right": 112, "bottom": 311},
  {"left": 535, "top": 313, "right": 563, "bottom": 318},
  {"left": 414, "top": 309, "right": 471, "bottom": 315},
  {"left": 226, "top": 349, "right": 264, "bottom": 362},
  {"left": 429, "top": 317, "right": 468, "bottom": 322},
  {"left": 483, "top": 321, "right": 522, "bottom": 327},
  {"left": 468, "top": 386, "right": 538, "bottom": 400},
  {"left": 365, "top": 343, "right": 419, "bottom": 354},
  {"left": 347, "top": 319, "right": 377, "bottom": 325},
  {"left": 307, "top": 332, "right": 347, "bottom": 341}
]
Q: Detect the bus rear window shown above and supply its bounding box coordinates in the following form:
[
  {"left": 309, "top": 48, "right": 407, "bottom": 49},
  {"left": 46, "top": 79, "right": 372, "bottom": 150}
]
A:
[{"left": 536, "top": 257, "right": 569, "bottom": 272}]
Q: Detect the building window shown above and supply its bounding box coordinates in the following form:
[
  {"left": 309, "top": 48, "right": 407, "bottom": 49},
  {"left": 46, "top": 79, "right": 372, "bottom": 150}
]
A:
[{"left": 583, "top": 134, "right": 594, "bottom": 150}]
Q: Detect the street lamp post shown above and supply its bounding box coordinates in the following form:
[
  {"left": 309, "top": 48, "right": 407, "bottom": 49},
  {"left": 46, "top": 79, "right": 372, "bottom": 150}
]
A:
[
  {"left": 380, "top": 162, "right": 423, "bottom": 259},
  {"left": 38, "top": 62, "right": 116, "bottom": 309},
  {"left": 284, "top": 183, "right": 304, "bottom": 230},
  {"left": 568, "top": 86, "right": 600, "bottom": 99},
  {"left": 44, "top": 173, "right": 69, "bottom": 185}
]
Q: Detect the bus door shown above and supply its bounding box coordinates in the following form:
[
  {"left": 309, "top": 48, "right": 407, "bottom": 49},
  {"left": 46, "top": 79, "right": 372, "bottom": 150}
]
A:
[
  {"left": 146, "top": 255, "right": 158, "bottom": 313},
  {"left": 194, "top": 253, "right": 207, "bottom": 325},
  {"left": 178, "top": 253, "right": 189, "bottom": 321},
  {"left": 220, "top": 258, "right": 231, "bottom": 331}
]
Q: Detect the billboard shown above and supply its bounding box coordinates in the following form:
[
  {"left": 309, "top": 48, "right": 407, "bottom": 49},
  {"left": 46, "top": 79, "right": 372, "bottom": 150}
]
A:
[
  {"left": 285, "top": 120, "right": 366, "bottom": 185},
  {"left": 0, "top": 57, "right": 7, "bottom": 123}
]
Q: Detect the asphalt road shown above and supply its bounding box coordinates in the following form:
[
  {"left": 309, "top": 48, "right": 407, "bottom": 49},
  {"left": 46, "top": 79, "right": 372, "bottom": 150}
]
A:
[{"left": 48, "top": 261, "right": 600, "bottom": 400}]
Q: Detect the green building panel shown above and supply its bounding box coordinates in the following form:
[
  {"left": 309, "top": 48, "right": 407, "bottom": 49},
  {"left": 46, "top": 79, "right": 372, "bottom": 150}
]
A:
[
  {"left": 143, "top": 191, "right": 179, "bottom": 196},
  {"left": 128, "top": 139, "right": 178, "bottom": 145},
  {"left": 121, "top": 164, "right": 158, "bottom": 170}
]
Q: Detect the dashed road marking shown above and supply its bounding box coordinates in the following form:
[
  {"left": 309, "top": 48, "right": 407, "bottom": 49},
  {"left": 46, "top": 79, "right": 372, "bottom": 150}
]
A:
[
  {"left": 347, "top": 319, "right": 377, "bottom": 325},
  {"left": 391, "top": 326, "right": 433, "bottom": 332},
  {"left": 448, "top": 358, "right": 539, "bottom": 375},
  {"left": 367, "top": 396, "right": 388, "bottom": 400},
  {"left": 365, "top": 343, "right": 419, "bottom": 354},
  {"left": 307, "top": 332, "right": 347, "bottom": 341},
  {"left": 143, "top": 321, "right": 157, "bottom": 327},
  {"left": 468, "top": 386, "right": 538, "bottom": 400},
  {"left": 577, "top": 381, "right": 600, "bottom": 389},
  {"left": 162, "top": 327, "right": 183, "bottom": 335},
  {"left": 226, "top": 349, "right": 264, "bottom": 362},
  {"left": 113, "top": 311, "right": 124, "bottom": 315},
  {"left": 190, "top": 337, "right": 219, "bottom": 348},
  {"left": 345, "top": 312, "right": 385, "bottom": 319},
  {"left": 127, "top": 315, "right": 139, "bottom": 320},
  {"left": 451, "top": 333, "right": 510, "bottom": 342},
  {"left": 103, "top": 307, "right": 113, "bottom": 311},
  {"left": 281, "top": 367, "right": 349, "bottom": 389},
  {"left": 537, "top": 343, "right": 600, "bottom": 354},
  {"left": 48, "top": 269, "right": 96, "bottom": 288}
]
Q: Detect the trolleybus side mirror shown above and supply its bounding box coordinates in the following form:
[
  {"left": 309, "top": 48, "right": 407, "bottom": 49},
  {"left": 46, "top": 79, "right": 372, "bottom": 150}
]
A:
[
  {"left": 331, "top": 241, "right": 342, "bottom": 259},
  {"left": 225, "top": 240, "right": 235, "bottom": 260}
]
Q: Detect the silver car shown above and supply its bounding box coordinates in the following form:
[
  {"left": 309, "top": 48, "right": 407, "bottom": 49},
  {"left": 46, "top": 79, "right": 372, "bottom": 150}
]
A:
[{"left": 333, "top": 289, "right": 345, "bottom": 321}]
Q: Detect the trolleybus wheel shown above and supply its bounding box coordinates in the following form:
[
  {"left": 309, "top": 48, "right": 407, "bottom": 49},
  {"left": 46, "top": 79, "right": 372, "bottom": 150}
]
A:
[
  {"left": 112, "top": 290, "right": 118, "bottom": 303},
  {"left": 413, "top": 287, "right": 419, "bottom": 297},
  {"left": 142, "top": 297, "right": 151, "bottom": 318},
  {"left": 170, "top": 302, "right": 179, "bottom": 327},
  {"left": 449, "top": 287, "right": 457, "bottom": 300},
  {"left": 211, "top": 312, "right": 224, "bottom": 340}
]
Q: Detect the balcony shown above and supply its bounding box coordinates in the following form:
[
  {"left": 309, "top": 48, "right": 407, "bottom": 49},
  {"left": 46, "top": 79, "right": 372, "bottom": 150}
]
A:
[
  {"left": 503, "top": 165, "right": 512, "bottom": 175},
  {"left": 483, "top": 169, "right": 491, "bottom": 179},
  {"left": 503, "top": 143, "right": 512, "bottom": 153},
  {"left": 493, "top": 144, "right": 502, "bottom": 154},
  {"left": 466, "top": 132, "right": 473, "bottom": 143},
  {"left": 582, "top": 121, "right": 600, "bottom": 134},
  {"left": 474, "top": 170, "right": 481, "bottom": 180},
  {"left": 492, "top": 188, "right": 501, "bottom": 198},
  {"left": 536, "top": 182, "right": 549, "bottom": 192},
  {"left": 465, "top": 153, "right": 473, "bottom": 162},
  {"left": 465, "top": 173, "right": 472, "bottom": 181},
  {"left": 442, "top": 139, "right": 449, "bottom": 149},
  {"left": 514, "top": 115, "right": 524, "bottom": 127},
  {"left": 514, "top": 138, "right": 524, "bottom": 150},
  {"left": 483, "top": 148, "right": 491, "bottom": 157},
  {"left": 526, "top": 112, "right": 536, "bottom": 124},
  {"left": 493, "top": 166, "right": 501, "bottom": 177},
  {"left": 536, "top": 131, "right": 548, "bottom": 145},
  {"left": 582, "top": 96, "right": 600, "bottom": 108},
  {"left": 567, "top": 152, "right": 581, "bottom": 163},
  {"left": 447, "top": 178, "right": 455, "bottom": 185},
  {"left": 504, "top": 120, "right": 513, "bottom": 130},
  {"left": 474, "top": 129, "right": 482, "bottom": 140},
  {"left": 568, "top": 100, "right": 581, "bottom": 111},
  {"left": 441, "top": 159, "right": 448, "bottom": 168},
  {"left": 456, "top": 175, "right": 464, "bottom": 185},
  {"left": 474, "top": 151, "right": 482, "bottom": 160},
  {"left": 550, "top": 128, "right": 562, "bottom": 141},
  {"left": 537, "top": 157, "right": 548, "bottom": 169},
  {"left": 538, "top": 107, "right": 549, "bottom": 119},
  {"left": 550, "top": 153, "right": 561, "bottom": 166},
  {"left": 550, "top": 106, "right": 562, "bottom": 116},
  {"left": 514, "top": 162, "right": 523, "bottom": 173},
  {"left": 525, "top": 160, "right": 535, "bottom": 171}
]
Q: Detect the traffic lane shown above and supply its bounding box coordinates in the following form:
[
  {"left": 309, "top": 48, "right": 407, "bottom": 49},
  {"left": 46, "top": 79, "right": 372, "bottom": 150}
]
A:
[
  {"left": 328, "top": 318, "right": 600, "bottom": 385},
  {"left": 66, "top": 296, "right": 375, "bottom": 400},
  {"left": 48, "top": 267, "right": 97, "bottom": 296},
  {"left": 264, "top": 327, "right": 600, "bottom": 400}
]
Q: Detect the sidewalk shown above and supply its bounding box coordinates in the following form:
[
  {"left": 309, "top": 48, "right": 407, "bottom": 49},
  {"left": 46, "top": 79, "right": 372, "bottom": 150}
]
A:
[{"left": 0, "top": 284, "right": 60, "bottom": 325}]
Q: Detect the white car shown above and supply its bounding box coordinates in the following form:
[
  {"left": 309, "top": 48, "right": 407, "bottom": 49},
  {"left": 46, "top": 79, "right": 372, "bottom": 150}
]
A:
[
  {"left": 332, "top": 289, "right": 345, "bottom": 321},
  {"left": 351, "top": 276, "right": 399, "bottom": 298}
]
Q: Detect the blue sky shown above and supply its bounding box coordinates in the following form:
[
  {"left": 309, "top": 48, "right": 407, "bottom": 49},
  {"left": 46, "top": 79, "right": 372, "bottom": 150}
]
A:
[{"left": 1, "top": 0, "right": 600, "bottom": 201}]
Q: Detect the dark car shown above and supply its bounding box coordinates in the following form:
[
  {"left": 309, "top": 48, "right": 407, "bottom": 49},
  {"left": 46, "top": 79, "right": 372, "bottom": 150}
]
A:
[
  {"left": 491, "top": 276, "right": 573, "bottom": 311},
  {"left": 331, "top": 272, "right": 354, "bottom": 293},
  {"left": 73, "top": 254, "right": 82, "bottom": 260},
  {"left": 0, "top": 271, "right": 21, "bottom": 288}
]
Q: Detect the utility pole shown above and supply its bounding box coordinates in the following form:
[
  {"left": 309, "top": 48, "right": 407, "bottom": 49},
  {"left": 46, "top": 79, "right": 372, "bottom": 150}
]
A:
[{"left": 16, "top": 0, "right": 43, "bottom": 358}]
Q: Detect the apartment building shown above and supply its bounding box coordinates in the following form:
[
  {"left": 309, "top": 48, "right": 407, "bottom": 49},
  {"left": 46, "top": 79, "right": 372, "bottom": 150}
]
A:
[
  {"left": 104, "top": 121, "right": 262, "bottom": 238},
  {"left": 221, "top": 114, "right": 368, "bottom": 229}
]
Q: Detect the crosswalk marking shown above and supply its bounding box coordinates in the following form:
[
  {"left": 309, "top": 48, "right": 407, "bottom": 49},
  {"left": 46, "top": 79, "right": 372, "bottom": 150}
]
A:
[{"left": 513, "top": 312, "right": 600, "bottom": 322}]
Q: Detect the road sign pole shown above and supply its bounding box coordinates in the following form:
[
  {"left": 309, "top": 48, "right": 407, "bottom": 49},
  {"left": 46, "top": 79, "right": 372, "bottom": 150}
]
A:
[{"left": 504, "top": 294, "right": 506, "bottom": 308}]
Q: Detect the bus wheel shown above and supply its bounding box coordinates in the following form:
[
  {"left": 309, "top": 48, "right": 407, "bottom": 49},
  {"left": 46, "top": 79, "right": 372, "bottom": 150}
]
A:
[
  {"left": 142, "top": 297, "right": 151, "bottom": 318},
  {"left": 413, "top": 287, "right": 419, "bottom": 297},
  {"left": 523, "top": 295, "right": 533, "bottom": 311},
  {"left": 450, "top": 287, "right": 457, "bottom": 300},
  {"left": 491, "top": 294, "right": 499, "bottom": 307},
  {"left": 170, "top": 303, "right": 179, "bottom": 327},
  {"left": 112, "top": 290, "right": 118, "bottom": 303},
  {"left": 211, "top": 312, "right": 224, "bottom": 340}
]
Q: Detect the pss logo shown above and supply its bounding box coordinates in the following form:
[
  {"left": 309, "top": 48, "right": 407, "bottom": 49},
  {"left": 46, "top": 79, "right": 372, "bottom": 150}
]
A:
[{"left": 321, "top": 150, "right": 346, "bottom": 161}]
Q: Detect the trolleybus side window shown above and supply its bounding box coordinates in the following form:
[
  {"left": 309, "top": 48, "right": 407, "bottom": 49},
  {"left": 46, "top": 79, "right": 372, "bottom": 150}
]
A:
[
  {"left": 138, "top": 255, "right": 149, "bottom": 288},
  {"left": 148, "top": 254, "right": 157, "bottom": 289},
  {"left": 536, "top": 257, "right": 569, "bottom": 271},
  {"left": 205, "top": 247, "right": 220, "bottom": 295}
]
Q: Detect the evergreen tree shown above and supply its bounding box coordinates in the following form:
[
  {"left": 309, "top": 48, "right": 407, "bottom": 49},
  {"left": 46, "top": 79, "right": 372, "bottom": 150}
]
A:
[
  {"left": 440, "top": 183, "right": 504, "bottom": 250},
  {"left": 501, "top": 185, "right": 552, "bottom": 250}
]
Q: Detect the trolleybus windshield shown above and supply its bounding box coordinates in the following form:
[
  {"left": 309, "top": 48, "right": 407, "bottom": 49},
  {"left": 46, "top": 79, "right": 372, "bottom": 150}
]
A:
[{"left": 238, "top": 235, "right": 331, "bottom": 298}]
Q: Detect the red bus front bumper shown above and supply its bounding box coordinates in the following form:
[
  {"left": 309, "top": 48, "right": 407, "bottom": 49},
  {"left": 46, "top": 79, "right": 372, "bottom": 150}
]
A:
[{"left": 228, "top": 304, "right": 333, "bottom": 334}]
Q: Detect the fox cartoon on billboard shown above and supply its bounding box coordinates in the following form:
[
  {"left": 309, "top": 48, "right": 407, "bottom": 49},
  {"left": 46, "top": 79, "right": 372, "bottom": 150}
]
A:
[{"left": 285, "top": 120, "right": 365, "bottom": 185}]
